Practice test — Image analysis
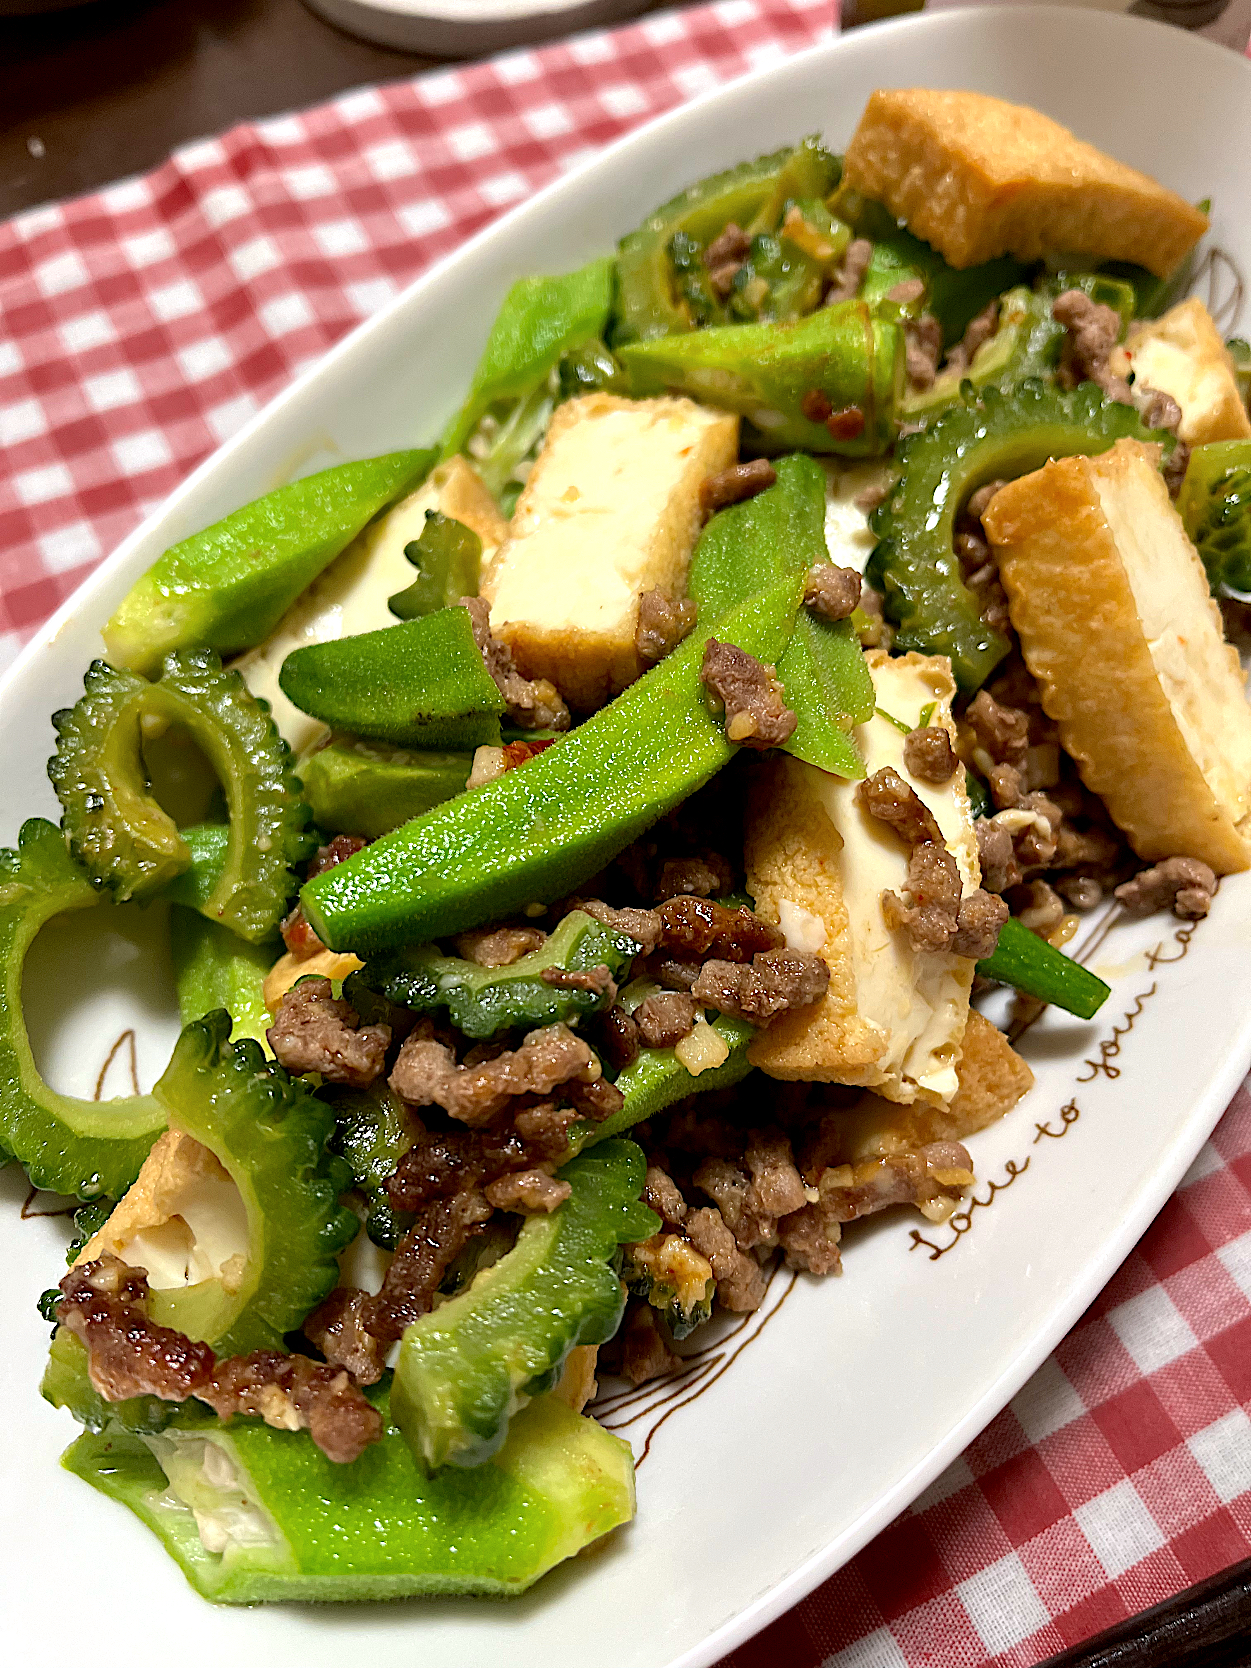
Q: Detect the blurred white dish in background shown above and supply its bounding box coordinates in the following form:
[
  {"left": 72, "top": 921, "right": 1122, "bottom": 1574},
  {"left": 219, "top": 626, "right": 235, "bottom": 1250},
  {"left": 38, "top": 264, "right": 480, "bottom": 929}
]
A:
[{"left": 301, "top": 0, "right": 654, "bottom": 57}]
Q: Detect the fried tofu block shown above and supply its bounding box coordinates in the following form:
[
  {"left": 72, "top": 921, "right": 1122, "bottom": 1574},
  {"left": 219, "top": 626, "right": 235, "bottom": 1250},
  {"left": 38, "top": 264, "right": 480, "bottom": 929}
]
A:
[
  {"left": 746, "top": 651, "right": 979, "bottom": 1103},
  {"left": 842, "top": 90, "right": 1208, "bottom": 277},
  {"left": 480, "top": 393, "right": 739, "bottom": 710},
  {"left": 985, "top": 438, "right": 1251, "bottom": 873},
  {"left": 1114, "top": 299, "right": 1251, "bottom": 447},
  {"left": 821, "top": 1012, "right": 1035, "bottom": 1160},
  {"left": 237, "top": 454, "right": 507, "bottom": 753},
  {"left": 74, "top": 1129, "right": 248, "bottom": 1289}
]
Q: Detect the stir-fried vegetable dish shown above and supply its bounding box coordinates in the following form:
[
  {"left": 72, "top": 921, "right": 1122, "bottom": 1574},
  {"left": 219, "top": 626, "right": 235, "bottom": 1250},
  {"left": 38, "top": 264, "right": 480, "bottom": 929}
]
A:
[{"left": 9, "top": 86, "right": 1251, "bottom": 1601}]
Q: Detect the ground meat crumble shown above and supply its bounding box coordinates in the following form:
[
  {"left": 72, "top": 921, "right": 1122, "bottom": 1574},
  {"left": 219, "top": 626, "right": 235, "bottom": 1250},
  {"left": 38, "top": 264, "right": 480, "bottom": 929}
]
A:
[
  {"left": 267, "top": 977, "right": 391, "bottom": 1087},
  {"left": 700, "top": 638, "right": 797, "bottom": 748}
]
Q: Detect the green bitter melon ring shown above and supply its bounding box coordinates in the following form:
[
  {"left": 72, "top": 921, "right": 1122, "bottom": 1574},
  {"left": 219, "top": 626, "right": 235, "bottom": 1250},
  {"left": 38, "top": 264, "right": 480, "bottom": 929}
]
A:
[
  {"left": 866, "top": 379, "right": 1172, "bottom": 693},
  {"left": 49, "top": 648, "right": 314, "bottom": 940},
  {"left": 0, "top": 818, "right": 166, "bottom": 1198}
]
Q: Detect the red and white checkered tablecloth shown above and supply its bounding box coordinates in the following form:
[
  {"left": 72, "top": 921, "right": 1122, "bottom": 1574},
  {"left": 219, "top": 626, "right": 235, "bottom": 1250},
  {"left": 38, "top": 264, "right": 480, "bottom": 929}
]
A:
[{"left": 2, "top": 2, "right": 1249, "bottom": 1662}]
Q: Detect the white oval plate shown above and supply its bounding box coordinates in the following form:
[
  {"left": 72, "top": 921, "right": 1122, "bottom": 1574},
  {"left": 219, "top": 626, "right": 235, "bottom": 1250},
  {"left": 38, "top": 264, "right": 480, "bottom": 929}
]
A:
[{"left": 3, "top": 8, "right": 1250, "bottom": 1665}]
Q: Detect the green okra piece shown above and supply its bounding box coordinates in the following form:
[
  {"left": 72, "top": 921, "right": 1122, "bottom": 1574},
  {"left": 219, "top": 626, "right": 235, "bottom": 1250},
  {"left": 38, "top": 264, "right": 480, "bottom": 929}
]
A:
[
  {"left": 104, "top": 450, "right": 436, "bottom": 677},
  {"left": 587, "top": 1015, "right": 754, "bottom": 1145},
  {"left": 61, "top": 1388, "right": 635, "bottom": 1601},
  {"left": 976, "top": 916, "right": 1110, "bottom": 1020},
  {"left": 297, "top": 736, "right": 473, "bottom": 838},
  {"left": 352, "top": 907, "right": 642, "bottom": 1040},
  {"left": 0, "top": 819, "right": 165, "bottom": 1198},
  {"left": 392, "top": 1139, "right": 658, "bottom": 1469},
  {"left": 441, "top": 258, "right": 615, "bottom": 472},
  {"left": 866, "top": 380, "right": 1173, "bottom": 692},
  {"left": 689, "top": 452, "right": 873, "bottom": 778},
  {"left": 278, "top": 605, "right": 506, "bottom": 750},
  {"left": 300, "top": 573, "right": 803, "bottom": 952},
  {"left": 619, "top": 301, "right": 902, "bottom": 455},
  {"left": 1176, "top": 439, "right": 1251, "bottom": 593},
  {"left": 49, "top": 648, "right": 315, "bottom": 937},
  {"left": 613, "top": 136, "right": 841, "bottom": 344},
  {"left": 388, "top": 510, "right": 483, "bottom": 621}
]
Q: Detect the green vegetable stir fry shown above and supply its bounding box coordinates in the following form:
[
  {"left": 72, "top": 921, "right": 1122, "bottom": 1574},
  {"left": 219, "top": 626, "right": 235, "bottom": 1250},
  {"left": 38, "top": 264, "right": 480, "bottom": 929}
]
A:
[{"left": 10, "top": 86, "right": 1251, "bottom": 1605}]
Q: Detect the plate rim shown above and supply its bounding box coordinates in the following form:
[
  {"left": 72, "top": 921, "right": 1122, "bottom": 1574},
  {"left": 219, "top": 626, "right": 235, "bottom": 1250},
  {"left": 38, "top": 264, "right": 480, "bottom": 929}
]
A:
[{"left": 4, "top": 8, "right": 1251, "bottom": 1662}]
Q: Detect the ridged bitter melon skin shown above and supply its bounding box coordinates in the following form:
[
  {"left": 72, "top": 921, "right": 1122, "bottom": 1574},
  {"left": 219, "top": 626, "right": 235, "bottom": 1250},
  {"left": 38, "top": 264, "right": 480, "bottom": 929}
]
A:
[
  {"left": 49, "top": 648, "right": 314, "bottom": 939},
  {"left": 148, "top": 1009, "right": 358, "bottom": 1356},
  {"left": 392, "top": 1138, "right": 659, "bottom": 1470},
  {"left": 0, "top": 818, "right": 166, "bottom": 1198},
  {"left": 866, "top": 380, "right": 1170, "bottom": 692}
]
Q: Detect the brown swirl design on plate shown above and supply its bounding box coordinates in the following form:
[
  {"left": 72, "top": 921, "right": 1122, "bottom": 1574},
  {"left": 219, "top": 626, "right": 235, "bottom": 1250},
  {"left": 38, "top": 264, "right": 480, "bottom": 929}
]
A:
[{"left": 594, "top": 1261, "right": 799, "bottom": 1465}]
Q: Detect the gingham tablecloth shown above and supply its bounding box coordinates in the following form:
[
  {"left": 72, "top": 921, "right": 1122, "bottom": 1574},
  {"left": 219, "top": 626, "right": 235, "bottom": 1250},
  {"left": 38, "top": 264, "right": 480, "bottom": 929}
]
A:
[{"left": 2, "top": 3, "right": 1249, "bottom": 1661}]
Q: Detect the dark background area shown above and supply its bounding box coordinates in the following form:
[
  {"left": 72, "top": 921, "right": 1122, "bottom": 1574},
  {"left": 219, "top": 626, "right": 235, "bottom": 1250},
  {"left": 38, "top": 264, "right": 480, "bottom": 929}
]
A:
[{"left": 1, "top": 0, "right": 447, "bottom": 218}]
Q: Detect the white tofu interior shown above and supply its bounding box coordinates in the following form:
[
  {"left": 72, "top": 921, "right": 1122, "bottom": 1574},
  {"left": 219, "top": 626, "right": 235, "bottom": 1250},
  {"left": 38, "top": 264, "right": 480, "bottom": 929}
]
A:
[
  {"left": 486, "top": 402, "right": 726, "bottom": 639},
  {"left": 812, "top": 656, "right": 977, "bottom": 1103},
  {"left": 822, "top": 461, "right": 894, "bottom": 573},
  {"left": 114, "top": 1168, "right": 249, "bottom": 1291},
  {"left": 1096, "top": 459, "right": 1251, "bottom": 832}
]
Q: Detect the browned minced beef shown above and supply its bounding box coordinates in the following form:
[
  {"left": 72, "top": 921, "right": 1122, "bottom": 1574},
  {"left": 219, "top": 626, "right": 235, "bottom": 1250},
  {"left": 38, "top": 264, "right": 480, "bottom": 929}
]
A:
[
  {"left": 267, "top": 977, "right": 391, "bottom": 1087},
  {"left": 573, "top": 898, "right": 663, "bottom": 955},
  {"left": 388, "top": 1020, "right": 596, "bottom": 1126},
  {"left": 685, "top": 1206, "right": 767, "bottom": 1310},
  {"left": 634, "top": 991, "right": 699, "bottom": 1049},
  {"left": 484, "top": 1169, "right": 571, "bottom": 1213},
  {"left": 1057, "top": 874, "right": 1104, "bottom": 911},
  {"left": 966, "top": 689, "right": 1030, "bottom": 768},
  {"left": 654, "top": 851, "right": 734, "bottom": 901},
  {"left": 58, "top": 1256, "right": 215, "bottom": 1403},
  {"left": 1052, "top": 290, "right": 1132, "bottom": 402},
  {"left": 824, "top": 237, "right": 872, "bottom": 305},
  {"left": 1115, "top": 857, "right": 1216, "bottom": 921},
  {"left": 365, "top": 1190, "right": 493, "bottom": 1344},
  {"left": 636, "top": 589, "right": 699, "bottom": 664},
  {"left": 966, "top": 479, "right": 1008, "bottom": 523},
  {"left": 882, "top": 842, "right": 963, "bottom": 954},
  {"left": 976, "top": 819, "right": 1021, "bottom": 895},
  {"left": 694, "top": 1128, "right": 807, "bottom": 1251},
  {"left": 657, "top": 894, "right": 784, "bottom": 962},
  {"left": 454, "top": 924, "right": 547, "bottom": 967},
  {"left": 592, "top": 1003, "right": 641, "bottom": 1072},
  {"left": 539, "top": 963, "right": 616, "bottom": 997},
  {"left": 776, "top": 1203, "right": 843, "bottom": 1276},
  {"left": 281, "top": 834, "right": 368, "bottom": 959},
  {"left": 803, "top": 563, "right": 862, "bottom": 621},
  {"left": 1135, "top": 385, "right": 1183, "bottom": 434},
  {"left": 59, "top": 1257, "right": 382, "bottom": 1463},
  {"left": 950, "top": 888, "right": 1009, "bottom": 958},
  {"left": 943, "top": 300, "right": 999, "bottom": 378},
  {"left": 699, "top": 459, "right": 777, "bottom": 518},
  {"left": 703, "top": 221, "right": 752, "bottom": 299},
  {"left": 649, "top": 956, "right": 704, "bottom": 991},
  {"left": 903, "top": 725, "right": 958, "bottom": 784},
  {"left": 690, "top": 948, "right": 829, "bottom": 1026},
  {"left": 303, "top": 1288, "right": 384, "bottom": 1385},
  {"left": 700, "top": 638, "right": 797, "bottom": 749},
  {"left": 904, "top": 313, "right": 943, "bottom": 391},
  {"left": 887, "top": 278, "right": 925, "bottom": 307},
  {"left": 643, "top": 1163, "right": 689, "bottom": 1227},
  {"left": 205, "top": 1349, "right": 383, "bottom": 1465},
  {"left": 856, "top": 766, "right": 944, "bottom": 847},
  {"left": 462, "top": 594, "right": 571, "bottom": 730}
]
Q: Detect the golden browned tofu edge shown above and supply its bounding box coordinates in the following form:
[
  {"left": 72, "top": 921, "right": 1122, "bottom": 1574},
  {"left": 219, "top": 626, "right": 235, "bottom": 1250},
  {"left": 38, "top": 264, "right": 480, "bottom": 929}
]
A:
[
  {"left": 984, "top": 439, "right": 1251, "bottom": 875},
  {"left": 842, "top": 89, "right": 1207, "bottom": 276},
  {"left": 744, "top": 754, "right": 886, "bottom": 1081}
]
